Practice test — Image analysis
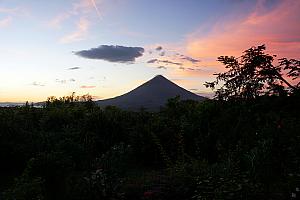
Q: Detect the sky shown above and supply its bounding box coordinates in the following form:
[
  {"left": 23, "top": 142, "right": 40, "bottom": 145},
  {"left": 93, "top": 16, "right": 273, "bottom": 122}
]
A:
[{"left": 0, "top": 0, "right": 299, "bottom": 102}]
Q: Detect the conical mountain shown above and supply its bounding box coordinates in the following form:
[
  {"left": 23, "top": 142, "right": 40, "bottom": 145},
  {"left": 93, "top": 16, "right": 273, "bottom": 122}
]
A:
[{"left": 96, "top": 75, "right": 206, "bottom": 110}]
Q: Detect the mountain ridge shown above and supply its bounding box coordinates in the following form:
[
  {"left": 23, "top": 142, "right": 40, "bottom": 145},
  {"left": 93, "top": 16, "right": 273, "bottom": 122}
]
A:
[{"left": 96, "top": 75, "right": 206, "bottom": 110}]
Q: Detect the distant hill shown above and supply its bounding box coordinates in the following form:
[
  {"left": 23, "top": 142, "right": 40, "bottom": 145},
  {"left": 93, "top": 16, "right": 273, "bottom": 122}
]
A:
[
  {"left": 0, "top": 102, "right": 25, "bottom": 107},
  {"left": 96, "top": 75, "right": 206, "bottom": 110}
]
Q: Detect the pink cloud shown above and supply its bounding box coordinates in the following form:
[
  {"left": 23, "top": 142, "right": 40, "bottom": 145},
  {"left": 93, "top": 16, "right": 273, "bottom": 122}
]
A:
[
  {"left": 0, "top": 7, "right": 18, "bottom": 14},
  {"left": 186, "top": 0, "right": 300, "bottom": 62},
  {"left": 48, "top": 0, "right": 102, "bottom": 28},
  {"left": 146, "top": 0, "right": 300, "bottom": 91},
  {"left": 90, "top": 0, "right": 102, "bottom": 20},
  {"left": 0, "top": 6, "right": 28, "bottom": 28},
  {"left": 48, "top": 13, "right": 71, "bottom": 29},
  {"left": 49, "top": 0, "right": 103, "bottom": 43},
  {"left": 0, "top": 7, "right": 26, "bottom": 15},
  {"left": 144, "top": 45, "right": 205, "bottom": 72},
  {"left": 60, "top": 17, "right": 90, "bottom": 43},
  {"left": 72, "top": 0, "right": 98, "bottom": 14},
  {"left": 0, "top": 17, "right": 12, "bottom": 28}
]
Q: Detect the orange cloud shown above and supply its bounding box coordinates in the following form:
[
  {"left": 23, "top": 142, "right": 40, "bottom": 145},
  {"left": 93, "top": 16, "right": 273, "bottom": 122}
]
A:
[
  {"left": 80, "top": 85, "right": 96, "bottom": 89},
  {"left": 146, "top": 1, "right": 300, "bottom": 93},
  {"left": 159, "top": 0, "right": 300, "bottom": 93},
  {"left": 186, "top": 0, "right": 300, "bottom": 62}
]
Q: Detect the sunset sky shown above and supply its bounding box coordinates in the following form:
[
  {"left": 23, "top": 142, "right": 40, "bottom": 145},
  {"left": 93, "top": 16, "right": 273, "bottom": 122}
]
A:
[{"left": 0, "top": 0, "right": 299, "bottom": 102}]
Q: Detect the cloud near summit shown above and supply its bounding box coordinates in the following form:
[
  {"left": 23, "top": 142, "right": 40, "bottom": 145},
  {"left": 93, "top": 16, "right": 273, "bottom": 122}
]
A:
[{"left": 74, "top": 45, "right": 145, "bottom": 63}]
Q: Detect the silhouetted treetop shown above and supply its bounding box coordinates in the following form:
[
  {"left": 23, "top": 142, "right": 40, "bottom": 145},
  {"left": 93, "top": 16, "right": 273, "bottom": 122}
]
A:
[
  {"left": 45, "top": 92, "right": 93, "bottom": 108},
  {"left": 205, "top": 45, "right": 300, "bottom": 100}
]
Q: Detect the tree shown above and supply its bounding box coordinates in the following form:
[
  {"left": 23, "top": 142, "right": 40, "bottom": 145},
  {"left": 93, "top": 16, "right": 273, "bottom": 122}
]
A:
[
  {"left": 205, "top": 45, "right": 300, "bottom": 100},
  {"left": 45, "top": 93, "right": 93, "bottom": 107}
]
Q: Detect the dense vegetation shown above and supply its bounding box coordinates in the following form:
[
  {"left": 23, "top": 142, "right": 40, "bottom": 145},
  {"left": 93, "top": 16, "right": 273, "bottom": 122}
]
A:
[
  {"left": 0, "top": 46, "right": 299, "bottom": 199},
  {"left": 0, "top": 95, "right": 299, "bottom": 200}
]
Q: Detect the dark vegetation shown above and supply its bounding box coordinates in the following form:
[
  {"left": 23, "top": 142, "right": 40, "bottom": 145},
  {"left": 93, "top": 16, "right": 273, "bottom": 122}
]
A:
[{"left": 0, "top": 45, "right": 299, "bottom": 199}]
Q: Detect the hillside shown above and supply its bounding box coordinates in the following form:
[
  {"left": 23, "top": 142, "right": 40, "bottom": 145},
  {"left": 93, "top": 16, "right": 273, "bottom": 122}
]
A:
[{"left": 96, "top": 75, "right": 206, "bottom": 110}]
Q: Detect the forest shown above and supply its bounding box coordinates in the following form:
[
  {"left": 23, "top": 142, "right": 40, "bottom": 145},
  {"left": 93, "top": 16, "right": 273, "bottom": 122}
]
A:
[{"left": 0, "top": 45, "right": 299, "bottom": 200}]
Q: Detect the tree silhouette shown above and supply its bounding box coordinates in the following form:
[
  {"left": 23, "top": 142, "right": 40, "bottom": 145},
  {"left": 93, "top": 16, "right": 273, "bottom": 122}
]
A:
[{"left": 205, "top": 45, "right": 300, "bottom": 100}]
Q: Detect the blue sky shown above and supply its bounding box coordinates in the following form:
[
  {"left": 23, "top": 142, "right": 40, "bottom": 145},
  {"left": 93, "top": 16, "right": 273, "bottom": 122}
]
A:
[{"left": 0, "top": 0, "right": 299, "bottom": 102}]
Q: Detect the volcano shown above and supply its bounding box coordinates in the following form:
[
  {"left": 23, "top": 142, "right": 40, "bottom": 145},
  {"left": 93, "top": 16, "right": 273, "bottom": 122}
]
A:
[{"left": 96, "top": 75, "right": 206, "bottom": 110}]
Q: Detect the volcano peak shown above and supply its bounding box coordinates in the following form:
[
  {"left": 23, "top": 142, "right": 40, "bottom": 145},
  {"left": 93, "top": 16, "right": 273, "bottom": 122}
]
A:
[{"left": 96, "top": 75, "right": 206, "bottom": 110}]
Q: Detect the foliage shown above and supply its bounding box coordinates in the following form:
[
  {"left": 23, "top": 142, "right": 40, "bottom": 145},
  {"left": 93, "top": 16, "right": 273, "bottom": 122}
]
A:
[
  {"left": 3, "top": 158, "right": 45, "bottom": 200},
  {"left": 0, "top": 70, "right": 300, "bottom": 199},
  {"left": 205, "top": 45, "right": 300, "bottom": 100}
]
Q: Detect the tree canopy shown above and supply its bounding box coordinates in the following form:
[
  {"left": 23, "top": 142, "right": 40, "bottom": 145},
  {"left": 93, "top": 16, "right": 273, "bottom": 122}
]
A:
[{"left": 205, "top": 45, "right": 300, "bottom": 100}]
